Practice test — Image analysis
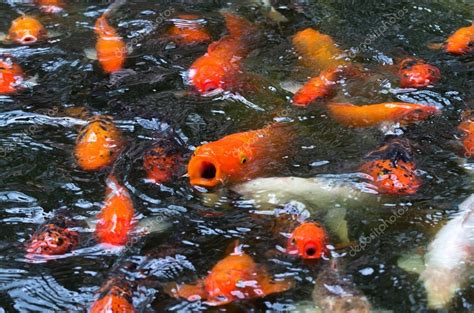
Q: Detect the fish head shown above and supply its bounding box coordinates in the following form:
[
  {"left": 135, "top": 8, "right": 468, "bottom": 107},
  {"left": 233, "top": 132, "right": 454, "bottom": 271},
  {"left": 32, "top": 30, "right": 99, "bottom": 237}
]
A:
[
  {"left": 399, "top": 58, "right": 441, "bottom": 88},
  {"left": 9, "top": 16, "right": 46, "bottom": 45},
  {"left": 445, "top": 25, "right": 474, "bottom": 55},
  {"left": 26, "top": 224, "right": 78, "bottom": 255},
  {"left": 188, "top": 55, "right": 229, "bottom": 93},
  {"left": 287, "top": 222, "right": 327, "bottom": 259}
]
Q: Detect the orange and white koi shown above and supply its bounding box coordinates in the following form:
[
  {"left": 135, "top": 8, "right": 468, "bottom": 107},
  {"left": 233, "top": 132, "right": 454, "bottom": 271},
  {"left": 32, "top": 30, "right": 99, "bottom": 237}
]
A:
[
  {"left": 7, "top": 15, "right": 47, "bottom": 45},
  {"left": 0, "top": 57, "right": 24, "bottom": 94},
  {"left": 94, "top": 14, "right": 126, "bottom": 73},
  {"left": 167, "top": 14, "right": 211, "bottom": 45},
  {"left": 398, "top": 58, "right": 441, "bottom": 88}
]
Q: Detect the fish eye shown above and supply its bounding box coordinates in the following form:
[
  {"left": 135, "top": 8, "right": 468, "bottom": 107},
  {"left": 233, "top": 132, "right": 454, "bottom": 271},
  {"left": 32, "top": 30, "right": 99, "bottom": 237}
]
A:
[
  {"left": 240, "top": 156, "right": 247, "bottom": 164},
  {"left": 291, "top": 238, "right": 296, "bottom": 245}
]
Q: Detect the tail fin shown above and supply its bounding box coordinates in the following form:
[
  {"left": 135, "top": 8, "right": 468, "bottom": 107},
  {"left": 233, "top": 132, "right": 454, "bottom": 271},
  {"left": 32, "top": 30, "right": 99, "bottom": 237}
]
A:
[{"left": 104, "top": 0, "right": 127, "bottom": 18}]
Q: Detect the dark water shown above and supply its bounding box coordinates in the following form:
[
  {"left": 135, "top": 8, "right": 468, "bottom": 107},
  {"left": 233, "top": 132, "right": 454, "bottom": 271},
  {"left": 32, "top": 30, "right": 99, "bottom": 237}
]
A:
[{"left": 0, "top": 0, "right": 472, "bottom": 312}]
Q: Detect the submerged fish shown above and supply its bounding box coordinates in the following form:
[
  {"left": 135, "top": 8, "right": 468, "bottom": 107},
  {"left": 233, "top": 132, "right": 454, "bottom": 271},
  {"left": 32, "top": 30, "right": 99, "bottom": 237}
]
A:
[
  {"left": 7, "top": 15, "right": 47, "bottom": 45},
  {"left": 95, "top": 175, "right": 135, "bottom": 246},
  {"left": 187, "top": 124, "right": 292, "bottom": 188},
  {"left": 26, "top": 221, "right": 79, "bottom": 256},
  {"left": 420, "top": 194, "right": 474, "bottom": 309},
  {"left": 292, "top": 68, "right": 340, "bottom": 107},
  {"left": 167, "top": 243, "right": 293, "bottom": 306},
  {"left": 397, "top": 58, "right": 440, "bottom": 88},
  {"left": 90, "top": 277, "right": 135, "bottom": 312},
  {"left": 458, "top": 111, "right": 474, "bottom": 157},
  {"left": 94, "top": 14, "right": 127, "bottom": 74},
  {"left": 143, "top": 145, "right": 183, "bottom": 184},
  {"left": 313, "top": 259, "right": 372, "bottom": 313},
  {"left": 188, "top": 12, "right": 257, "bottom": 93},
  {"left": 360, "top": 138, "right": 421, "bottom": 195},
  {"left": 0, "top": 57, "right": 24, "bottom": 94},
  {"left": 74, "top": 115, "right": 123, "bottom": 171},
  {"left": 36, "top": 0, "right": 65, "bottom": 14},
  {"left": 327, "top": 102, "right": 439, "bottom": 127},
  {"left": 444, "top": 23, "right": 474, "bottom": 55},
  {"left": 287, "top": 222, "right": 328, "bottom": 259},
  {"left": 167, "top": 14, "right": 211, "bottom": 45}
]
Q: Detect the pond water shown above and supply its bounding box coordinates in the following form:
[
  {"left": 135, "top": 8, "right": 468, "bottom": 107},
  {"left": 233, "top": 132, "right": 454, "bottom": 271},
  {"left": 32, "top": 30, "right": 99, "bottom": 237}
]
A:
[{"left": 0, "top": 0, "right": 472, "bottom": 312}]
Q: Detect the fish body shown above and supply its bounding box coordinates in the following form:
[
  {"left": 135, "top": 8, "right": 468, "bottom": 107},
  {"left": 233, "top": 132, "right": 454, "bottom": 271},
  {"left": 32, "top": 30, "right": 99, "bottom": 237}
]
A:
[
  {"left": 398, "top": 58, "right": 440, "bottom": 88},
  {"left": 292, "top": 28, "right": 348, "bottom": 74},
  {"left": 167, "top": 14, "right": 211, "bottom": 45},
  {"left": 327, "top": 102, "right": 439, "bottom": 127},
  {"left": 287, "top": 222, "right": 328, "bottom": 259},
  {"left": 90, "top": 278, "right": 135, "bottom": 313},
  {"left": 458, "top": 112, "right": 474, "bottom": 157},
  {"left": 143, "top": 146, "right": 183, "bottom": 184},
  {"left": 313, "top": 259, "right": 372, "bottom": 313},
  {"left": 292, "top": 68, "right": 339, "bottom": 107},
  {"left": 7, "top": 15, "right": 47, "bottom": 45},
  {"left": 187, "top": 124, "right": 292, "bottom": 188},
  {"left": 445, "top": 23, "right": 474, "bottom": 55},
  {"left": 95, "top": 176, "right": 135, "bottom": 246},
  {"left": 36, "top": 0, "right": 65, "bottom": 13},
  {"left": 360, "top": 138, "right": 420, "bottom": 195},
  {"left": 170, "top": 246, "right": 293, "bottom": 305},
  {"left": 26, "top": 223, "right": 78, "bottom": 256},
  {"left": 74, "top": 115, "right": 123, "bottom": 171},
  {"left": 95, "top": 15, "right": 126, "bottom": 73},
  {"left": 0, "top": 57, "right": 24, "bottom": 94},
  {"left": 420, "top": 194, "right": 474, "bottom": 309},
  {"left": 188, "top": 13, "right": 256, "bottom": 93}
]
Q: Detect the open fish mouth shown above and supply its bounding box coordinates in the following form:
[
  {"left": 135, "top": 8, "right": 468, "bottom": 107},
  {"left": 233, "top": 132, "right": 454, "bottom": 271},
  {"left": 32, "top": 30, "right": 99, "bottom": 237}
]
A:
[{"left": 20, "top": 35, "right": 38, "bottom": 44}]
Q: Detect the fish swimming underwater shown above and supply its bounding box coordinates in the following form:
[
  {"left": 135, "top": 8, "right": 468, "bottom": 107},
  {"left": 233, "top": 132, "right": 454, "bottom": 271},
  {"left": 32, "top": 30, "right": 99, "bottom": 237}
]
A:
[
  {"left": 7, "top": 15, "right": 47, "bottom": 45},
  {"left": 143, "top": 146, "right": 183, "bottom": 184},
  {"left": 167, "top": 243, "right": 293, "bottom": 306},
  {"left": 95, "top": 175, "right": 135, "bottom": 246},
  {"left": 36, "top": 0, "right": 65, "bottom": 14},
  {"left": 292, "top": 68, "right": 340, "bottom": 107},
  {"left": 188, "top": 12, "right": 257, "bottom": 93},
  {"left": 313, "top": 259, "right": 372, "bottom": 313},
  {"left": 286, "top": 222, "right": 328, "bottom": 259},
  {"left": 327, "top": 102, "right": 439, "bottom": 128},
  {"left": 167, "top": 14, "right": 211, "bottom": 45},
  {"left": 444, "top": 23, "right": 474, "bottom": 55},
  {"left": 0, "top": 57, "right": 24, "bottom": 94},
  {"left": 360, "top": 138, "right": 421, "bottom": 195},
  {"left": 397, "top": 58, "right": 441, "bottom": 88},
  {"left": 187, "top": 124, "right": 293, "bottom": 188},
  {"left": 90, "top": 277, "right": 135, "bottom": 312},
  {"left": 458, "top": 111, "right": 474, "bottom": 158},
  {"left": 74, "top": 115, "right": 123, "bottom": 171},
  {"left": 94, "top": 14, "right": 127, "bottom": 73},
  {"left": 25, "top": 219, "right": 79, "bottom": 256}
]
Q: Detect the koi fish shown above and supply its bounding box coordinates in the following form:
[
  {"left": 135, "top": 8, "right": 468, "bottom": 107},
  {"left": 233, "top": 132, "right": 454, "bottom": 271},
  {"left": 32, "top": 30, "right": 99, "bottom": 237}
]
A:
[
  {"left": 187, "top": 124, "right": 292, "bottom": 188},
  {"left": 7, "top": 15, "right": 47, "bottom": 45},
  {"left": 90, "top": 277, "right": 135, "bottom": 313},
  {"left": 143, "top": 146, "right": 183, "bottom": 184},
  {"left": 313, "top": 259, "right": 372, "bottom": 313},
  {"left": 167, "top": 244, "right": 293, "bottom": 305},
  {"left": 360, "top": 138, "right": 421, "bottom": 195},
  {"left": 398, "top": 58, "right": 440, "bottom": 88},
  {"left": 95, "top": 176, "right": 135, "bottom": 246},
  {"left": 167, "top": 15, "right": 211, "bottom": 45},
  {"left": 0, "top": 57, "right": 24, "bottom": 94},
  {"left": 445, "top": 23, "right": 474, "bottom": 55},
  {"left": 287, "top": 222, "right": 328, "bottom": 259},
  {"left": 188, "top": 12, "right": 256, "bottom": 93},
  {"left": 94, "top": 14, "right": 126, "bottom": 74},
  {"left": 26, "top": 222, "right": 78, "bottom": 256},
  {"left": 327, "top": 102, "right": 439, "bottom": 127},
  {"left": 458, "top": 111, "right": 474, "bottom": 157},
  {"left": 420, "top": 194, "right": 474, "bottom": 309},
  {"left": 74, "top": 115, "right": 123, "bottom": 171},
  {"left": 292, "top": 28, "right": 348, "bottom": 75},
  {"left": 36, "top": 0, "right": 65, "bottom": 14}
]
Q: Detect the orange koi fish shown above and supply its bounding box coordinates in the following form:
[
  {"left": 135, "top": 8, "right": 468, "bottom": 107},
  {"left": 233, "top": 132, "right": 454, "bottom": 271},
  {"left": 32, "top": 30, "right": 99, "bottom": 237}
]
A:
[
  {"left": 188, "top": 12, "right": 256, "bottom": 93},
  {"left": 286, "top": 222, "right": 328, "bottom": 259},
  {"left": 26, "top": 223, "right": 78, "bottom": 256},
  {"left": 95, "top": 176, "right": 135, "bottom": 246},
  {"left": 7, "top": 15, "right": 47, "bottom": 45},
  {"left": 36, "top": 0, "right": 65, "bottom": 14},
  {"left": 168, "top": 244, "right": 293, "bottom": 306},
  {"left": 458, "top": 111, "right": 474, "bottom": 157},
  {"left": 327, "top": 102, "right": 439, "bottom": 127},
  {"left": 292, "top": 68, "right": 340, "bottom": 107},
  {"left": 95, "top": 14, "right": 126, "bottom": 74},
  {"left": 74, "top": 115, "right": 123, "bottom": 171},
  {"left": 90, "top": 278, "right": 135, "bottom": 313},
  {"left": 187, "top": 124, "right": 292, "bottom": 188},
  {"left": 398, "top": 58, "right": 440, "bottom": 88},
  {"left": 445, "top": 23, "right": 474, "bottom": 55},
  {"left": 292, "top": 28, "right": 348, "bottom": 74},
  {"left": 0, "top": 57, "right": 24, "bottom": 94},
  {"left": 167, "top": 14, "right": 211, "bottom": 45},
  {"left": 360, "top": 139, "right": 421, "bottom": 195},
  {"left": 143, "top": 146, "right": 183, "bottom": 184}
]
